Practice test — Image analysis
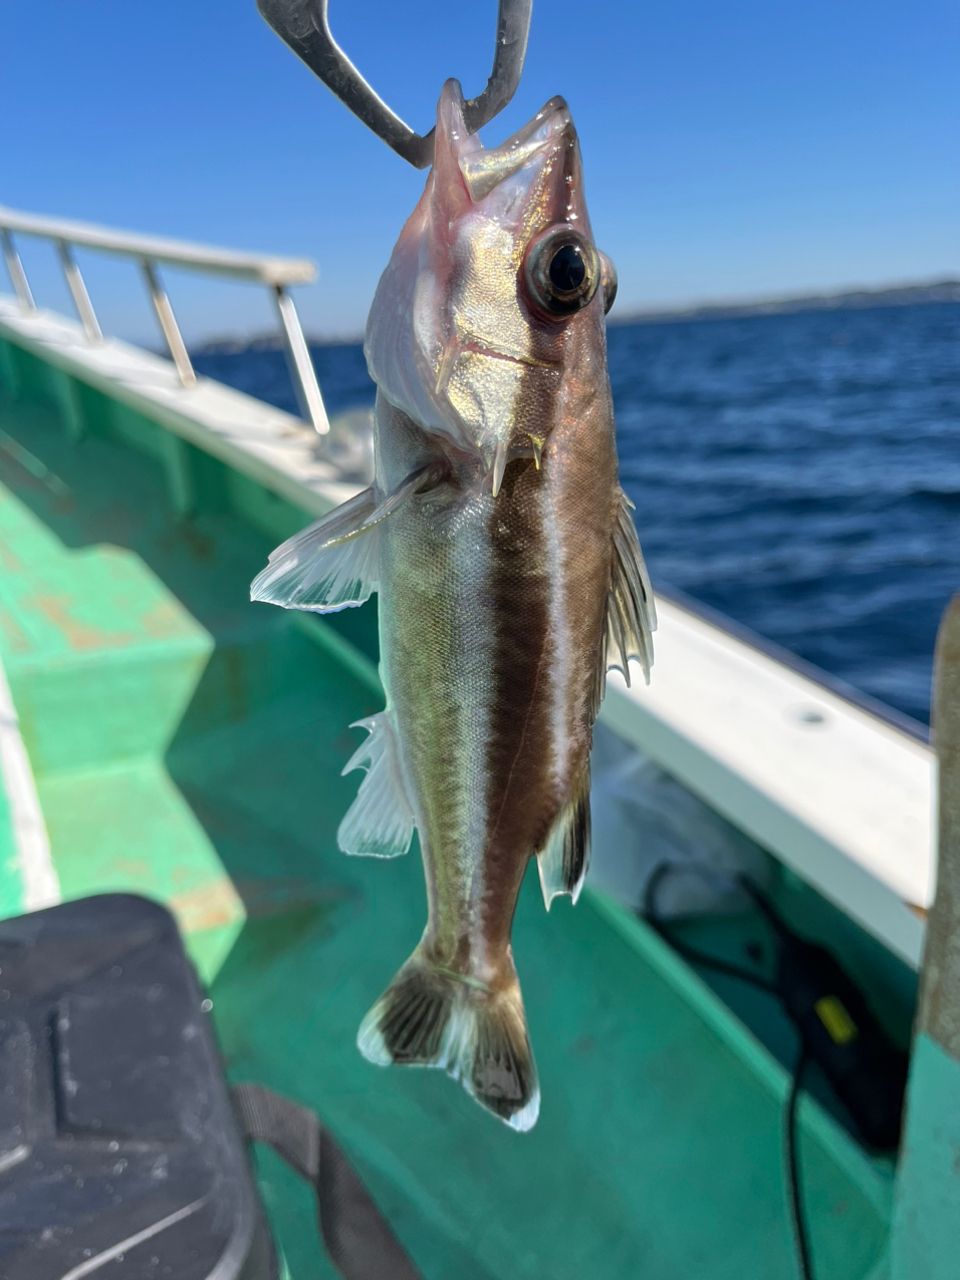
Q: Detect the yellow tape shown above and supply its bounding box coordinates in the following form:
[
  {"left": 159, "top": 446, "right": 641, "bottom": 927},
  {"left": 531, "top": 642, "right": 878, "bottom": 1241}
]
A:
[{"left": 815, "top": 995, "right": 858, "bottom": 1045}]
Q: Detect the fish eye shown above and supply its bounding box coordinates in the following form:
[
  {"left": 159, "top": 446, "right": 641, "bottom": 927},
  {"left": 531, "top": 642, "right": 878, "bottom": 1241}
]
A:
[
  {"left": 599, "top": 252, "right": 618, "bottom": 315},
  {"left": 522, "top": 227, "right": 600, "bottom": 320}
]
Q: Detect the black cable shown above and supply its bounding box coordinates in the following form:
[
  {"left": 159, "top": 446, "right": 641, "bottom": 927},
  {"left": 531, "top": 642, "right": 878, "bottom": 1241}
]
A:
[
  {"left": 784, "top": 1043, "right": 814, "bottom": 1280},
  {"left": 734, "top": 872, "right": 794, "bottom": 936},
  {"left": 641, "top": 861, "right": 779, "bottom": 995},
  {"left": 645, "top": 915, "right": 780, "bottom": 993}
]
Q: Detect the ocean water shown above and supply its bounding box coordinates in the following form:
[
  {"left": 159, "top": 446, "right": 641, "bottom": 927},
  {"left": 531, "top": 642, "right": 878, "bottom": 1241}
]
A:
[{"left": 193, "top": 302, "right": 960, "bottom": 725}]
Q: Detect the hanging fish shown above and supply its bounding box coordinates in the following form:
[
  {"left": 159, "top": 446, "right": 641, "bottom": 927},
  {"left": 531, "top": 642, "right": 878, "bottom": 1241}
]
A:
[{"left": 251, "top": 81, "right": 654, "bottom": 1131}]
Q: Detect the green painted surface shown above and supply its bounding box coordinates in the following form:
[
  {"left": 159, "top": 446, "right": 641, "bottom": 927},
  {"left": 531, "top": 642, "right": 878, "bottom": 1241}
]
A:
[
  {"left": 0, "top": 333, "right": 896, "bottom": 1277},
  {"left": 0, "top": 734, "right": 19, "bottom": 918},
  {"left": 890, "top": 1034, "right": 960, "bottom": 1280}
]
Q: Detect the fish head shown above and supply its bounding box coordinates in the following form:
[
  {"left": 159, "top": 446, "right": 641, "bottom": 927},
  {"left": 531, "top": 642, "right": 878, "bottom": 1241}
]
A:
[{"left": 365, "top": 79, "right": 616, "bottom": 487}]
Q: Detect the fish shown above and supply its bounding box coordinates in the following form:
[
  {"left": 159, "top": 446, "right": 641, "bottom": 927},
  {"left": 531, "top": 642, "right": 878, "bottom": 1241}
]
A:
[{"left": 251, "top": 80, "right": 655, "bottom": 1131}]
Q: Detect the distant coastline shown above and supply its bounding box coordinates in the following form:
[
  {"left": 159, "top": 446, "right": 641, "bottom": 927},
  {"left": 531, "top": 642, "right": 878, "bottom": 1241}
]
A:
[
  {"left": 612, "top": 278, "right": 960, "bottom": 327},
  {"left": 192, "top": 278, "right": 960, "bottom": 354}
]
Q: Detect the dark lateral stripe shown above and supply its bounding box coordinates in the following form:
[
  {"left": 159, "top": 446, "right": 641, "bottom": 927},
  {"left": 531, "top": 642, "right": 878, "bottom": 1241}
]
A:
[{"left": 481, "top": 455, "right": 556, "bottom": 945}]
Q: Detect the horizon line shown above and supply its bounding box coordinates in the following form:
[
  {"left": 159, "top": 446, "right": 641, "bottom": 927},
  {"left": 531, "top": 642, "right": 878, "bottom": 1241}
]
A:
[{"left": 183, "top": 274, "right": 960, "bottom": 352}]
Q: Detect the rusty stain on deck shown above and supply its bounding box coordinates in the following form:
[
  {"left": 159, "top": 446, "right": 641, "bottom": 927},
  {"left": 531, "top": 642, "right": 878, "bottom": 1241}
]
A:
[
  {"left": 170, "top": 877, "right": 243, "bottom": 934},
  {"left": 140, "top": 599, "right": 190, "bottom": 640},
  {"left": 27, "top": 593, "right": 137, "bottom": 651},
  {"left": 0, "top": 609, "right": 30, "bottom": 654}
]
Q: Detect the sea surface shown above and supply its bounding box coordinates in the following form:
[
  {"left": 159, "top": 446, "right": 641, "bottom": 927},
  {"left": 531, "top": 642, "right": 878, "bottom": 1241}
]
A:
[{"left": 194, "top": 302, "right": 960, "bottom": 726}]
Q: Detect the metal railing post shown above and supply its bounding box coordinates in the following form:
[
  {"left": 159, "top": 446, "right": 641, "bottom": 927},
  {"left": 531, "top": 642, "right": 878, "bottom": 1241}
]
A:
[
  {"left": 1, "top": 230, "right": 36, "bottom": 311},
  {"left": 272, "top": 285, "right": 329, "bottom": 434},
  {"left": 141, "top": 260, "right": 196, "bottom": 387},
  {"left": 56, "top": 241, "right": 101, "bottom": 342},
  {"left": 1, "top": 208, "right": 330, "bottom": 432}
]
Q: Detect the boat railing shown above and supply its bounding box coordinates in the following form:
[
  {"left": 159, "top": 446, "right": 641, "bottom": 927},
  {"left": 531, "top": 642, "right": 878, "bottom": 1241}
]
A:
[{"left": 0, "top": 206, "right": 330, "bottom": 434}]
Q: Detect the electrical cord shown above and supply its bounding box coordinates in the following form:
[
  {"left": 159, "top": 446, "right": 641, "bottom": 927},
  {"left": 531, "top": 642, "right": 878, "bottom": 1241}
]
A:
[
  {"left": 641, "top": 860, "right": 814, "bottom": 1280},
  {"left": 642, "top": 863, "right": 780, "bottom": 994},
  {"left": 784, "top": 1045, "right": 814, "bottom": 1280}
]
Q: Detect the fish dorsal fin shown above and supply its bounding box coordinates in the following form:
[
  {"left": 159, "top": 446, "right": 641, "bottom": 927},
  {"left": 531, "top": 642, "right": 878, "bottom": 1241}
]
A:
[
  {"left": 537, "top": 764, "right": 591, "bottom": 910},
  {"left": 604, "top": 490, "right": 657, "bottom": 687},
  {"left": 250, "top": 463, "right": 444, "bottom": 614},
  {"left": 337, "top": 712, "right": 416, "bottom": 858}
]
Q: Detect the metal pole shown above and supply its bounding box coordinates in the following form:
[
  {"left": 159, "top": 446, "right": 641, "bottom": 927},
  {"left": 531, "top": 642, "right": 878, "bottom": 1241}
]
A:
[
  {"left": 272, "top": 285, "right": 329, "bottom": 434},
  {"left": 1, "top": 229, "right": 36, "bottom": 311},
  {"left": 57, "top": 241, "right": 101, "bottom": 342},
  {"left": 141, "top": 260, "right": 196, "bottom": 387},
  {"left": 890, "top": 594, "right": 960, "bottom": 1278}
]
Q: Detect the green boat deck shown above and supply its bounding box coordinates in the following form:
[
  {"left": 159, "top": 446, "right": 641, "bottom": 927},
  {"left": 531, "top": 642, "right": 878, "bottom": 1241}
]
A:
[{"left": 0, "top": 342, "right": 896, "bottom": 1278}]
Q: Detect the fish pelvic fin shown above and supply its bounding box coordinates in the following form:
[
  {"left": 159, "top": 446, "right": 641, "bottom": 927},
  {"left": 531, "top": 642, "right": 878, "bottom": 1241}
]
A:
[
  {"left": 357, "top": 950, "right": 539, "bottom": 1132},
  {"left": 537, "top": 762, "right": 591, "bottom": 910}
]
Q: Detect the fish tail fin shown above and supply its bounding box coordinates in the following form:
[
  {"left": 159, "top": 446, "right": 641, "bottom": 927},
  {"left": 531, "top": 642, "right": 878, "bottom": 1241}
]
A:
[{"left": 357, "top": 950, "right": 539, "bottom": 1132}]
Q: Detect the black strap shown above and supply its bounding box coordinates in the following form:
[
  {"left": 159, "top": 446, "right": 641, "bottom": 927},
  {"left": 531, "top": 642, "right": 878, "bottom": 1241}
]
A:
[{"left": 232, "top": 1083, "right": 420, "bottom": 1280}]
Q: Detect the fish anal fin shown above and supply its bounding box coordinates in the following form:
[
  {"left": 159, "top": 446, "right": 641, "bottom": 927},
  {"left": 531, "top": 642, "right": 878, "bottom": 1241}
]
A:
[
  {"left": 603, "top": 488, "right": 657, "bottom": 689},
  {"left": 537, "top": 765, "right": 591, "bottom": 910},
  {"left": 337, "top": 712, "right": 415, "bottom": 858},
  {"left": 357, "top": 950, "right": 539, "bottom": 1132}
]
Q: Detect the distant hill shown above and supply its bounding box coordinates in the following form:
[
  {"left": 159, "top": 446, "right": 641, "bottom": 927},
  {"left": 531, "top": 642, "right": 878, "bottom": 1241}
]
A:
[
  {"left": 192, "top": 278, "right": 960, "bottom": 353},
  {"left": 612, "top": 279, "right": 960, "bottom": 326},
  {"left": 193, "top": 331, "right": 362, "bottom": 355}
]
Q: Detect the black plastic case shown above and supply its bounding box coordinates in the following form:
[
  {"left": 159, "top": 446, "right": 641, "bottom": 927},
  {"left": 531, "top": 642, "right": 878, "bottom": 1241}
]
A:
[{"left": 0, "top": 894, "right": 276, "bottom": 1279}]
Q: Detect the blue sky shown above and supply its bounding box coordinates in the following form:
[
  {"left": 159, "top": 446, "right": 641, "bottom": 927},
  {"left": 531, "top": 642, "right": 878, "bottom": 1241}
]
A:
[{"left": 3, "top": 0, "right": 957, "bottom": 343}]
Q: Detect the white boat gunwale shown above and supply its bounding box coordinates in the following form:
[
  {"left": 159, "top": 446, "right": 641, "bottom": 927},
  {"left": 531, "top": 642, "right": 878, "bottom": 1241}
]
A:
[{"left": 0, "top": 296, "right": 933, "bottom": 970}]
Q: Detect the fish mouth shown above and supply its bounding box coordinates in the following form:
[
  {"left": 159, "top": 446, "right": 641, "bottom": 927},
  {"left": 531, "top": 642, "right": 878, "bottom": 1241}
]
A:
[
  {"left": 457, "top": 93, "right": 575, "bottom": 201},
  {"left": 467, "top": 339, "right": 557, "bottom": 370},
  {"left": 495, "top": 95, "right": 572, "bottom": 153}
]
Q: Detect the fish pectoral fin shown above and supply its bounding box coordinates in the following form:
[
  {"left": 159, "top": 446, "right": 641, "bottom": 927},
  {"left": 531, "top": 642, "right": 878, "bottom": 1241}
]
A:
[
  {"left": 250, "top": 462, "right": 445, "bottom": 613},
  {"left": 537, "top": 764, "right": 591, "bottom": 910},
  {"left": 250, "top": 484, "right": 379, "bottom": 612},
  {"left": 603, "top": 488, "right": 657, "bottom": 688},
  {"left": 357, "top": 950, "right": 540, "bottom": 1132},
  {"left": 337, "top": 712, "right": 416, "bottom": 858}
]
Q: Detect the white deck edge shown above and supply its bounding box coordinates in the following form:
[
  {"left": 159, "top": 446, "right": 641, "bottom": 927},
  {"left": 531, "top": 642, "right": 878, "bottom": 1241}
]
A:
[
  {"left": 603, "top": 608, "right": 932, "bottom": 968},
  {"left": 0, "top": 300, "right": 357, "bottom": 519},
  {"left": 0, "top": 300, "right": 934, "bottom": 966},
  {"left": 0, "top": 654, "right": 60, "bottom": 911}
]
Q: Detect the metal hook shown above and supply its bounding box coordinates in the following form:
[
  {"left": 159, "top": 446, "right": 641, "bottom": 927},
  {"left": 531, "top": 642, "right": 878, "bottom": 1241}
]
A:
[{"left": 257, "top": 0, "right": 533, "bottom": 168}]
